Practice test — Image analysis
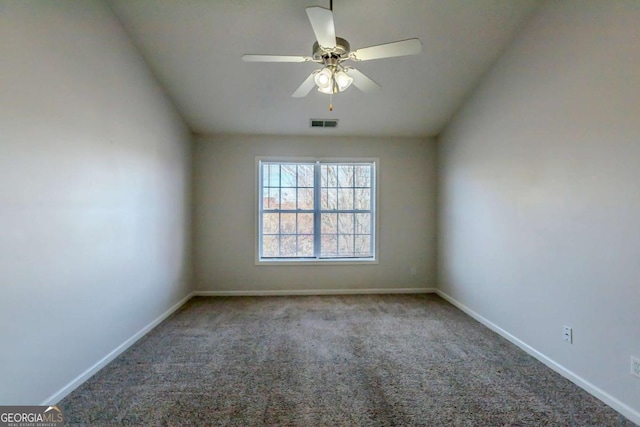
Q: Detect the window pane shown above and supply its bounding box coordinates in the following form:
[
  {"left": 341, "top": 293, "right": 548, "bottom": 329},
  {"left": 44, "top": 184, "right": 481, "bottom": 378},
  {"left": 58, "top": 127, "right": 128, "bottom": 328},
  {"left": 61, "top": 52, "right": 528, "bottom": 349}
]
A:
[
  {"left": 267, "top": 165, "right": 281, "bottom": 187},
  {"left": 338, "top": 234, "right": 354, "bottom": 256},
  {"left": 281, "top": 236, "right": 296, "bottom": 257},
  {"left": 338, "top": 165, "right": 353, "bottom": 187},
  {"left": 355, "top": 213, "right": 371, "bottom": 234},
  {"left": 298, "top": 213, "right": 314, "bottom": 234},
  {"left": 263, "top": 188, "right": 280, "bottom": 210},
  {"left": 355, "top": 165, "right": 371, "bottom": 187},
  {"left": 322, "top": 165, "right": 337, "bottom": 187},
  {"left": 281, "top": 188, "right": 295, "bottom": 209},
  {"left": 355, "top": 235, "right": 371, "bottom": 256},
  {"left": 321, "top": 234, "right": 338, "bottom": 257},
  {"left": 338, "top": 213, "right": 354, "bottom": 234},
  {"left": 298, "top": 164, "right": 314, "bottom": 187},
  {"left": 281, "top": 213, "right": 296, "bottom": 234},
  {"left": 321, "top": 213, "right": 337, "bottom": 234},
  {"left": 262, "top": 235, "right": 279, "bottom": 257},
  {"left": 281, "top": 165, "right": 297, "bottom": 187},
  {"left": 321, "top": 188, "right": 337, "bottom": 210},
  {"left": 263, "top": 213, "right": 279, "bottom": 234},
  {"left": 338, "top": 189, "right": 354, "bottom": 210},
  {"left": 355, "top": 188, "right": 370, "bottom": 210},
  {"left": 297, "top": 188, "right": 314, "bottom": 209},
  {"left": 297, "top": 235, "right": 313, "bottom": 257}
]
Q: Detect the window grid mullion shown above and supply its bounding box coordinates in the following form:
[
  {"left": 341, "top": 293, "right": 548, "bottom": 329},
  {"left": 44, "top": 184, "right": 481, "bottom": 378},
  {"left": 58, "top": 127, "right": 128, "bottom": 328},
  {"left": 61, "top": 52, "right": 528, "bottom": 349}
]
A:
[
  {"left": 352, "top": 213, "right": 356, "bottom": 256},
  {"left": 295, "top": 166, "right": 298, "bottom": 257},
  {"left": 259, "top": 165, "right": 264, "bottom": 258},
  {"left": 313, "top": 162, "right": 322, "bottom": 258},
  {"left": 278, "top": 212, "right": 282, "bottom": 257},
  {"left": 370, "top": 165, "right": 375, "bottom": 256}
]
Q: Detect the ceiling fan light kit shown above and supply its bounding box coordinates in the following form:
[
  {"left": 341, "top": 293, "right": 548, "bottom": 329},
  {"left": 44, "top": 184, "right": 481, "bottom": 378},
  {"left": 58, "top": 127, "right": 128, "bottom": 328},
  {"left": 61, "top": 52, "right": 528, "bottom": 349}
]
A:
[
  {"left": 242, "top": 3, "right": 422, "bottom": 110},
  {"left": 314, "top": 65, "right": 333, "bottom": 89},
  {"left": 335, "top": 71, "right": 353, "bottom": 91},
  {"left": 313, "top": 55, "right": 353, "bottom": 96}
]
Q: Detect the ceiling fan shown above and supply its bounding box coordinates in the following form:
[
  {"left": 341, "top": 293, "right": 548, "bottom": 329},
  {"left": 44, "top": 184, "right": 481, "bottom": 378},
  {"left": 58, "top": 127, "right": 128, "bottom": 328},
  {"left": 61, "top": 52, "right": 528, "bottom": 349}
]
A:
[{"left": 242, "top": 1, "right": 422, "bottom": 109}]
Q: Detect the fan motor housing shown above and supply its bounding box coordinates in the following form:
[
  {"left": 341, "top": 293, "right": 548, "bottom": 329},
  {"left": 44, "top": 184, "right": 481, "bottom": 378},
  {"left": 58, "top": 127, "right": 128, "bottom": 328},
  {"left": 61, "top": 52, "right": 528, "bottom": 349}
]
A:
[{"left": 312, "top": 37, "right": 351, "bottom": 61}]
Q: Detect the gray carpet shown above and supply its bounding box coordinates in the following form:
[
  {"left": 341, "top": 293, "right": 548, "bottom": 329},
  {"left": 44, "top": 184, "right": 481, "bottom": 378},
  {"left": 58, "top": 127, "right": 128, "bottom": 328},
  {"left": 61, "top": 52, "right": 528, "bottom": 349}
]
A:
[{"left": 59, "top": 294, "right": 635, "bottom": 426}]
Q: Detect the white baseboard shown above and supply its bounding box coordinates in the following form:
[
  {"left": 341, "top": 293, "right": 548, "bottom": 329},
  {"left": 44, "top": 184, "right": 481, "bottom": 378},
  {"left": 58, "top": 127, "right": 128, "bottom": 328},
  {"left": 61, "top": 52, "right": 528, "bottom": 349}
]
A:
[
  {"left": 435, "top": 290, "right": 640, "bottom": 426},
  {"left": 193, "top": 287, "right": 437, "bottom": 297},
  {"left": 41, "top": 292, "right": 195, "bottom": 405}
]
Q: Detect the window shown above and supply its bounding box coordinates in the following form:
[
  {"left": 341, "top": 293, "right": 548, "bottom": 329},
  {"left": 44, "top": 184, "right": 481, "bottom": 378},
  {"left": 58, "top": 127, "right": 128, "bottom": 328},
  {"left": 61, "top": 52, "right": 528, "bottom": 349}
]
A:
[{"left": 258, "top": 159, "right": 377, "bottom": 262}]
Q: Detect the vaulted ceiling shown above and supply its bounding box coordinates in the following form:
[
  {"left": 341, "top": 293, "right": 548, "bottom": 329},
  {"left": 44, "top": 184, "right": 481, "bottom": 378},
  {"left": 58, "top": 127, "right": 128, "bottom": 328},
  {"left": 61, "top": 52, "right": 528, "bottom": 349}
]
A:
[{"left": 108, "top": 0, "right": 541, "bottom": 137}]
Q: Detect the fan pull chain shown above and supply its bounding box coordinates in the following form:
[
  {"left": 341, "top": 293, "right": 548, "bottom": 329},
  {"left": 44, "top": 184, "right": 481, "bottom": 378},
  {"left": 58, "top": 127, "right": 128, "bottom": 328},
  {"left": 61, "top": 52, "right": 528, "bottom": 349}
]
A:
[{"left": 329, "top": 92, "right": 333, "bottom": 111}]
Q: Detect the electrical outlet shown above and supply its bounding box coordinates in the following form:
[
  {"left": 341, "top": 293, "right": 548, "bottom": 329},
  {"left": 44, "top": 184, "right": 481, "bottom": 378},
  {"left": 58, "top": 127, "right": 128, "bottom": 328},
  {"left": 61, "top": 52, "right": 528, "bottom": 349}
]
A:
[
  {"left": 410, "top": 267, "right": 417, "bottom": 276},
  {"left": 631, "top": 356, "right": 640, "bottom": 378},
  {"left": 563, "top": 326, "right": 572, "bottom": 344}
]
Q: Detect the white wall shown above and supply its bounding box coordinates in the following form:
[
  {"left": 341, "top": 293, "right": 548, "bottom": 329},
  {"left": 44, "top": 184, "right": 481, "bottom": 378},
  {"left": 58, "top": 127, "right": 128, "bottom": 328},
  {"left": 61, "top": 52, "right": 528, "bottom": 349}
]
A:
[
  {"left": 194, "top": 135, "right": 436, "bottom": 293},
  {"left": 438, "top": 0, "right": 640, "bottom": 422},
  {"left": 0, "top": 1, "right": 193, "bottom": 404}
]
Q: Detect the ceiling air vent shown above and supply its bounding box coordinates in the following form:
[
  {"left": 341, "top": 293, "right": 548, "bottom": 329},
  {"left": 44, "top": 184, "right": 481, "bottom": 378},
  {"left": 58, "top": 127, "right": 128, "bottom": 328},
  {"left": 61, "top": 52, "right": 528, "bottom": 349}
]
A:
[{"left": 310, "top": 119, "right": 338, "bottom": 128}]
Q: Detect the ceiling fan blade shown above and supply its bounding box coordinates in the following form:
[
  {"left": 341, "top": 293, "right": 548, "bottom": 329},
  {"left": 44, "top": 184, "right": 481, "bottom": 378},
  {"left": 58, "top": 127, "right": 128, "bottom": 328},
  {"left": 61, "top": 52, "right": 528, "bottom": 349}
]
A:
[
  {"left": 351, "top": 38, "right": 422, "bottom": 61},
  {"left": 242, "top": 54, "right": 310, "bottom": 63},
  {"left": 346, "top": 68, "right": 381, "bottom": 93},
  {"left": 292, "top": 72, "right": 318, "bottom": 98},
  {"left": 306, "top": 7, "right": 336, "bottom": 49}
]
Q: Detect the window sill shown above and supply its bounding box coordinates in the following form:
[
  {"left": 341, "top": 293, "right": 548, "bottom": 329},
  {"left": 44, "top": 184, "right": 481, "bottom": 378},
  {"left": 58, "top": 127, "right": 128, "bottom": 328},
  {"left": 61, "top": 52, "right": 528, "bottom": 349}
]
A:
[{"left": 256, "top": 258, "right": 378, "bottom": 266}]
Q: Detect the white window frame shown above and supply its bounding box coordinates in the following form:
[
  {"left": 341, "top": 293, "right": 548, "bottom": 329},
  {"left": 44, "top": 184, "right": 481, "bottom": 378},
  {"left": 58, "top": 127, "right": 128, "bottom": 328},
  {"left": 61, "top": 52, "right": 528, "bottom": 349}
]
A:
[{"left": 255, "top": 157, "right": 379, "bottom": 265}]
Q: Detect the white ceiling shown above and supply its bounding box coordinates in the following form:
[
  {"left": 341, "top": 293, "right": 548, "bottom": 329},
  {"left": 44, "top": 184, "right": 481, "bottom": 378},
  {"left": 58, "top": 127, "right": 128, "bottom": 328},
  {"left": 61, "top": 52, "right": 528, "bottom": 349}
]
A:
[{"left": 107, "top": 0, "right": 541, "bottom": 137}]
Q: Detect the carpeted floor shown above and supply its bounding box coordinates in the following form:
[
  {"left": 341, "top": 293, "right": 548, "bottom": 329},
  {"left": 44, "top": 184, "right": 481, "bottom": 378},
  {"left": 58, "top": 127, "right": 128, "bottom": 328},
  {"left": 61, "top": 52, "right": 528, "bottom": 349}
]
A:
[{"left": 59, "top": 294, "right": 635, "bottom": 426}]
